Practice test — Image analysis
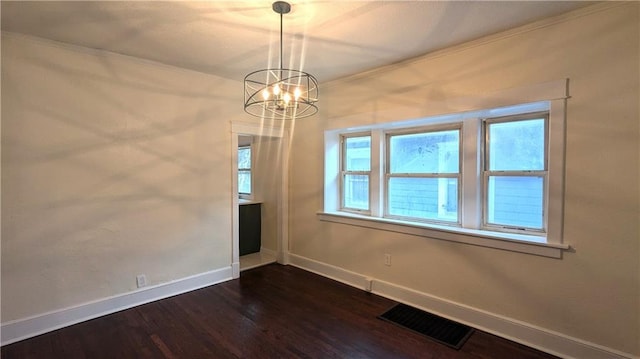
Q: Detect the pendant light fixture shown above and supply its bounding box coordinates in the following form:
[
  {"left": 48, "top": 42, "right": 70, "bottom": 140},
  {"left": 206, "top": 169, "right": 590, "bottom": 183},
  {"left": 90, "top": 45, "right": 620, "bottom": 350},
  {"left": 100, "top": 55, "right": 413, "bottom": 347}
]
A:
[{"left": 243, "top": 1, "right": 318, "bottom": 120}]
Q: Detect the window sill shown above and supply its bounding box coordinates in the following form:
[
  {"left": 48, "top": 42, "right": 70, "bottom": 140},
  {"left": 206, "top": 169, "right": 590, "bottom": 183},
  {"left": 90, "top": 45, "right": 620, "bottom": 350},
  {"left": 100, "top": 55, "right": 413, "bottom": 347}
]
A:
[{"left": 317, "top": 211, "right": 569, "bottom": 258}]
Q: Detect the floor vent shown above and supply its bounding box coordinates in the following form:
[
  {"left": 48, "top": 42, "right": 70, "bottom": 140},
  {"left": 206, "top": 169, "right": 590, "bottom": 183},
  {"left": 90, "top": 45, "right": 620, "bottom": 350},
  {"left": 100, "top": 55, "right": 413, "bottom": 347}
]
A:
[{"left": 378, "top": 303, "right": 474, "bottom": 350}]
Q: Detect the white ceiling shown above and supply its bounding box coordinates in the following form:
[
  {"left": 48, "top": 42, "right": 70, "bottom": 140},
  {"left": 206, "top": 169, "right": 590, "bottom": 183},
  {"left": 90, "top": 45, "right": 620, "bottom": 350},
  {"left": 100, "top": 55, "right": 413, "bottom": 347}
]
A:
[{"left": 1, "top": 1, "right": 595, "bottom": 83}]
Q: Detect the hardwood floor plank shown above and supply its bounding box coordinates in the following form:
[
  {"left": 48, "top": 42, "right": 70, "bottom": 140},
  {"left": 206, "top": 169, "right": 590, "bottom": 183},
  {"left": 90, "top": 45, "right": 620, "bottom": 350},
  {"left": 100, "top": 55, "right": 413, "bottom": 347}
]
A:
[{"left": 1, "top": 264, "right": 558, "bottom": 359}]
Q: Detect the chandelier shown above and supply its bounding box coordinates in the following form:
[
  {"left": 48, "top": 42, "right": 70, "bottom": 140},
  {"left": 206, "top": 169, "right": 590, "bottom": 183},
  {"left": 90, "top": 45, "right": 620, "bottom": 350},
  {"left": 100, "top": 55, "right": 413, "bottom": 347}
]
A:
[{"left": 243, "top": 1, "right": 319, "bottom": 120}]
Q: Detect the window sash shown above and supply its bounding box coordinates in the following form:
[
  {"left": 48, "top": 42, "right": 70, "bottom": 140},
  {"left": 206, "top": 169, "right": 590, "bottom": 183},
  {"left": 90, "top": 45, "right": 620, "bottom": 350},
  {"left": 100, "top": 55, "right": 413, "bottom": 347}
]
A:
[
  {"left": 341, "top": 172, "right": 370, "bottom": 211},
  {"left": 238, "top": 146, "right": 251, "bottom": 170},
  {"left": 385, "top": 125, "right": 461, "bottom": 224},
  {"left": 386, "top": 125, "right": 461, "bottom": 173},
  {"left": 482, "top": 112, "right": 549, "bottom": 234},
  {"left": 482, "top": 172, "right": 547, "bottom": 233},
  {"left": 483, "top": 112, "right": 549, "bottom": 172},
  {"left": 238, "top": 146, "right": 252, "bottom": 196},
  {"left": 385, "top": 173, "right": 461, "bottom": 224},
  {"left": 340, "top": 133, "right": 371, "bottom": 213},
  {"left": 238, "top": 169, "right": 252, "bottom": 195}
]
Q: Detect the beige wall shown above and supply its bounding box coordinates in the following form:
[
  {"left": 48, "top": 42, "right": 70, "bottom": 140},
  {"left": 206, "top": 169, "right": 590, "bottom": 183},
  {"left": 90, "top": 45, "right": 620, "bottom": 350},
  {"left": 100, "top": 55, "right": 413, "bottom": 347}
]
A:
[
  {"left": 289, "top": 3, "right": 639, "bottom": 356},
  {"left": 1, "top": 33, "right": 244, "bottom": 321},
  {"left": 252, "top": 135, "right": 283, "bottom": 252}
]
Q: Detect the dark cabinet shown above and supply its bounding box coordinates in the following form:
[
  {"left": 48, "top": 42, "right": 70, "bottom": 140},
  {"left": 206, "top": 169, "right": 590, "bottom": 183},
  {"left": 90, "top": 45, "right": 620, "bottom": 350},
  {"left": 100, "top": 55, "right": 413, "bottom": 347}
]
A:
[{"left": 239, "top": 203, "right": 261, "bottom": 256}]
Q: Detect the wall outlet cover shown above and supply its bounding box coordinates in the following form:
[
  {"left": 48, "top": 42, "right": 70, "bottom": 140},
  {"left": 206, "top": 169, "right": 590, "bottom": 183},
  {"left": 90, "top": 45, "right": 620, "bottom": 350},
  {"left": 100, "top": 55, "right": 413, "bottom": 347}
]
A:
[{"left": 136, "top": 274, "right": 147, "bottom": 288}]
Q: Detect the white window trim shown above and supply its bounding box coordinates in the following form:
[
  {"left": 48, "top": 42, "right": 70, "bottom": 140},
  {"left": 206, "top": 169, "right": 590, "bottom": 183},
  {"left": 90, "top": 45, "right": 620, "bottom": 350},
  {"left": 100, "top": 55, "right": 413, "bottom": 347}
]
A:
[{"left": 320, "top": 79, "right": 570, "bottom": 258}]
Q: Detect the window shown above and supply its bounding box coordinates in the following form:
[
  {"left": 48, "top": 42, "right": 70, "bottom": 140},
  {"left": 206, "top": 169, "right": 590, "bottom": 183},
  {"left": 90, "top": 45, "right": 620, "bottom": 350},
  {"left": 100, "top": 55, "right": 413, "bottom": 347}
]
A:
[
  {"left": 332, "top": 113, "right": 551, "bottom": 236},
  {"left": 238, "top": 146, "right": 252, "bottom": 196},
  {"left": 483, "top": 113, "right": 548, "bottom": 232},
  {"left": 386, "top": 127, "right": 460, "bottom": 223},
  {"left": 341, "top": 134, "right": 371, "bottom": 212},
  {"left": 321, "top": 80, "right": 569, "bottom": 258},
  {"left": 336, "top": 116, "right": 547, "bottom": 235}
]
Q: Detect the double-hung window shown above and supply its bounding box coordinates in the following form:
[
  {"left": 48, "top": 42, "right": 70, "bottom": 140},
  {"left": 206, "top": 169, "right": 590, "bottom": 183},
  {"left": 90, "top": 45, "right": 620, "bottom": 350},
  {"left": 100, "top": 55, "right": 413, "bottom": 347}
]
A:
[
  {"left": 386, "top": 126, "right": 461, "bottom": 223},
  {"left": 341, "top": 134, "right": 371, "bottom": 213},
  {"left": 483, "top": 113, "right": 548, "bottom": 233},
  {"left": 238, "top": 146, "right": 252, "bottom": 197}
]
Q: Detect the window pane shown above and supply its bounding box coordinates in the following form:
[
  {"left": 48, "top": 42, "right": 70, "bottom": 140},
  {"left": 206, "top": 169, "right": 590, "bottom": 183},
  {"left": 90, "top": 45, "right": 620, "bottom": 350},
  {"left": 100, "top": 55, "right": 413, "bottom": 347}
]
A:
[
  {"left": 343, "top": 174, "right": 369, "bottom": 210},
  {"left": 344, "top": 136, "right": 370, "bottom": 171},
  {"left": 389, "top": 130, "right": 459, "bottom": 174},
  {"left": 388, "top": 177, "right": 458, "bottom": 222},
  {"left": 487, "top": 176, "right": 543, "bottom": 229},
  {"left": 238, "top": 147, "right": 251, "bottom": 169},
  {"left": 238, "top": 171, "right": 251, "bottom": 194},
  {"left": 488, "top": 119, "right": 545, "bottom": 171}
]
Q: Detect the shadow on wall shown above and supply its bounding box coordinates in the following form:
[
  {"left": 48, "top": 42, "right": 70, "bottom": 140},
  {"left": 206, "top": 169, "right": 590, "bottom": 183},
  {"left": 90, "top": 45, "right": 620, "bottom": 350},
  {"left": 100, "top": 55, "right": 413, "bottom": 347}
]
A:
[{"left": 1, "top": 34, "right": 241, "bottom": 321}]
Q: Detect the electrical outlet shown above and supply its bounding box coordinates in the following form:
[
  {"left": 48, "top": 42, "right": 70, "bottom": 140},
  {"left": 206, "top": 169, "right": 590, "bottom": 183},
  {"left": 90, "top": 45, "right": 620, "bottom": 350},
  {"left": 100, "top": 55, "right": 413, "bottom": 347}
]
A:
[
  {"left": 384, "top": 253, "right": 391, "bottom": 266},
  {"left": 136, "top": 274, "right": 147, "bottom": 288}
]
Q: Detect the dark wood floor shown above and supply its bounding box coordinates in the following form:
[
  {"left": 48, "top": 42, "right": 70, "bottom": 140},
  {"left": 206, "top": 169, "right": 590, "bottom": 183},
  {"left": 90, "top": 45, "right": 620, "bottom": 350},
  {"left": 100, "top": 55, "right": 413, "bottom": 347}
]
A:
[{"left": 2, "top": 264, "right": 558, "bottom": 358}]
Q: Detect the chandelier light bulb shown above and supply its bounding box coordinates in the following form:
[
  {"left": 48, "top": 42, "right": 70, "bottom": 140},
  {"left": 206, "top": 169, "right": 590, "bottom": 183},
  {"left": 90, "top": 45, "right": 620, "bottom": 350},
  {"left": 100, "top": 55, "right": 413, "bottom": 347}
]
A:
[
  {"left": 294, "top": 87, "right": 302, "bottom": 100},
  {"left": 273, "top": 83, "right": 281, "bottom": 95},
  {"left": 262, "top": 89, "right": 270, "bottom": 100},
  {"left": 283, "top": 92, "right": 291, "bottom": 104}
]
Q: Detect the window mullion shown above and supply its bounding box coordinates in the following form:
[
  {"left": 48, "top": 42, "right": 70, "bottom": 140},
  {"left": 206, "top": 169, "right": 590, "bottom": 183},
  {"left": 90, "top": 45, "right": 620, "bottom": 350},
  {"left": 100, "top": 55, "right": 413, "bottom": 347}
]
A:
[
  {"left": 370, "top": 129, "right": 383, "bottom": 217},
  {"left": 461, "top": 118, "right": 481, "bottom": 229}
]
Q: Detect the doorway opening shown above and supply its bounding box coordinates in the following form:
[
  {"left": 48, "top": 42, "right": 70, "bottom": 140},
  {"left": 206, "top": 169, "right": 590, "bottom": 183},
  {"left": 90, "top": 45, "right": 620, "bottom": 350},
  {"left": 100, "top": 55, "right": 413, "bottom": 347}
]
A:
[{"left": 231, "top": 122, "right": 290, "bottom": 278}]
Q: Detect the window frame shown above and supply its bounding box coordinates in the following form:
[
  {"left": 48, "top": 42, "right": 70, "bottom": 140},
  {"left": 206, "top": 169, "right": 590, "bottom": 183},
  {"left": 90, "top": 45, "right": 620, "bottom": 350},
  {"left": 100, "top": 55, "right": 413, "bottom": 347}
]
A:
[
  {"left": 238, "top": 145, "right": 252, "bottom": 198},
  {"left": 340, "top": 132, "right": 372, "bottom": 214},
  {"left": 320, "top": 79, "right": 570, "bottom": 258},
  {"left": 481, "top": 112, "right": 549, "bottom": 234},
  {"left": 384, "top": 124, "right": 463, "bottom": 225}
]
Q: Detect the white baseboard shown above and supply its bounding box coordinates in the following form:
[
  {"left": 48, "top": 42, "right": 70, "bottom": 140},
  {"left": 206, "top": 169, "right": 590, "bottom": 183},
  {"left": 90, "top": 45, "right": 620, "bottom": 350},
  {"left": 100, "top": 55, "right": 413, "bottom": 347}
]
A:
[
  {"left": 232, "top": 261, "right": 240, "bottom": 279},
  {"left": 1, "top": 266, "right": 234, "bottom": 346},
  {"left": 288, "top": 253, "right": 636, "bottom": 359}
]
